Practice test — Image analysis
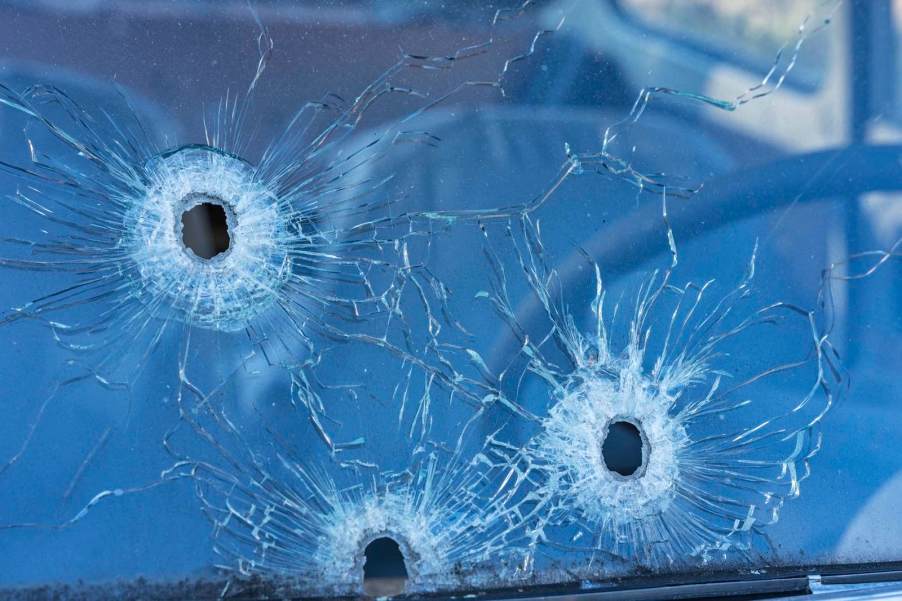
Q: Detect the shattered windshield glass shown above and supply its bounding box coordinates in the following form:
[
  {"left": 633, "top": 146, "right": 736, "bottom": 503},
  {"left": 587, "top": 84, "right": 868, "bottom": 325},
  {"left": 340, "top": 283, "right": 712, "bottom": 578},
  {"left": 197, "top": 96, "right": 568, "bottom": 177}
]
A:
[{"left": 0, "top": 1, "right": 899, "bottom": 599}]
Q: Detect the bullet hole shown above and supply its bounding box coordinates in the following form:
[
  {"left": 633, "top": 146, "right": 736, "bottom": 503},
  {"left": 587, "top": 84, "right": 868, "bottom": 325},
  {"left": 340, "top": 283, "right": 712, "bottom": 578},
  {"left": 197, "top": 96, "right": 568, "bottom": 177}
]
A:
[
  {"left": 601, "top": 420, "right": 646, "bottom": 477},
  {"left": 363, "top": 536, "right": 408, "bottom": 597},
  {"left": 181, "top": 198, "right": 231, "bottom": 260}
]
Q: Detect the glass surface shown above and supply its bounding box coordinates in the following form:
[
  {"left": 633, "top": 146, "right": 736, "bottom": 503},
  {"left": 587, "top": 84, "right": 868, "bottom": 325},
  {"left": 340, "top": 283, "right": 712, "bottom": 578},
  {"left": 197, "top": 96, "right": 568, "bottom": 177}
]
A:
[
  {"left": 616, "top": 0, "right": 831, "bottom": 86},
  {"left": 0, "top": 1, "right": 899, "bottom": 599}
]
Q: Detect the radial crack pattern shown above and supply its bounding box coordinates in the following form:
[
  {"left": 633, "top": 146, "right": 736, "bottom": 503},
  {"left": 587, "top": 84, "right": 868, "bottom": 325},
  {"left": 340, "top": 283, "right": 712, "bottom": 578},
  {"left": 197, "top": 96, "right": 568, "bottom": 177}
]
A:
[{"left": 0, "top": 1, "right": 863, "bottom": 598}]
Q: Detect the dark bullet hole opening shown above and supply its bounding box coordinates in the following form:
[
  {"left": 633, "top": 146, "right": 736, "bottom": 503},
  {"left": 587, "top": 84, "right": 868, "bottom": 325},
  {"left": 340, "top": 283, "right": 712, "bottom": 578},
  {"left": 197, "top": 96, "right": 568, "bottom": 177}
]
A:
[
  {"left": 601, "top": 420, "right": 645, "bottom": 477},
  {"left": 181, "top": 201, "right": 231, "bottom": 260},
  {"left": 363, "top": 537, "right": 408, "bottom": 597}
]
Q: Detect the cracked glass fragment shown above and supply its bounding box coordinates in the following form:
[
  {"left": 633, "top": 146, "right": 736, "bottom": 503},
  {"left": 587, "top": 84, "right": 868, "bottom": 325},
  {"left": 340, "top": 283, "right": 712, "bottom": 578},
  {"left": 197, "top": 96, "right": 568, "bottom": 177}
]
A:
[
  {"left": 0, "top": 1, "right": 900, "bottom": 599},
  {"left": 151, "top": 338, "right": 536, "bottom": 597},
  {"left": 0, "top": 2, "right": 559, "bottom": 392},
  {"left": 131, "top": 146, "right": 288, "bottom": 329},
  {"left": 190, "top": 450, "right": 522, "bottom": 596},
  {"left": 458, "top": 214, "right": 840, "bottom": 571}
]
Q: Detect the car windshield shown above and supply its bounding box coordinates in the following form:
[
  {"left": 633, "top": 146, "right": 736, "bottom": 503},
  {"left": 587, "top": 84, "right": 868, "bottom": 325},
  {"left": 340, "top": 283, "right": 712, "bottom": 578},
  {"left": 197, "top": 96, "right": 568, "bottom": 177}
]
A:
[{"left": 0, "top": 1, "right": 899, "bottom": 599}]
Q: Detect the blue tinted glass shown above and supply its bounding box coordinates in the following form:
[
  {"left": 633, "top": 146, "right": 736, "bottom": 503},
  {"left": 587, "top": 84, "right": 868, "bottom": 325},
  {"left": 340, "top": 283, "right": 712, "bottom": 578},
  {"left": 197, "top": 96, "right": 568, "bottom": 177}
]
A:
[{"left": 0, "top": 1, "right": 899, "bottom": 598}]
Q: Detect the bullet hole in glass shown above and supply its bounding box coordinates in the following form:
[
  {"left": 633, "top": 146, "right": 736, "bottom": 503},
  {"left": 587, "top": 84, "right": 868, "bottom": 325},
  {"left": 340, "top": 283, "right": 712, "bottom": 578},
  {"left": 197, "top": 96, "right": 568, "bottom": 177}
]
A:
[
  {"left": 601, "top": 420, "right": 645, "bottom": 477},
  {"left": 363, "top": 536, "right": 408, "bottom": 597},
  {"left": 181, "top": 199, "right": 231, "bottom": 260}
]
